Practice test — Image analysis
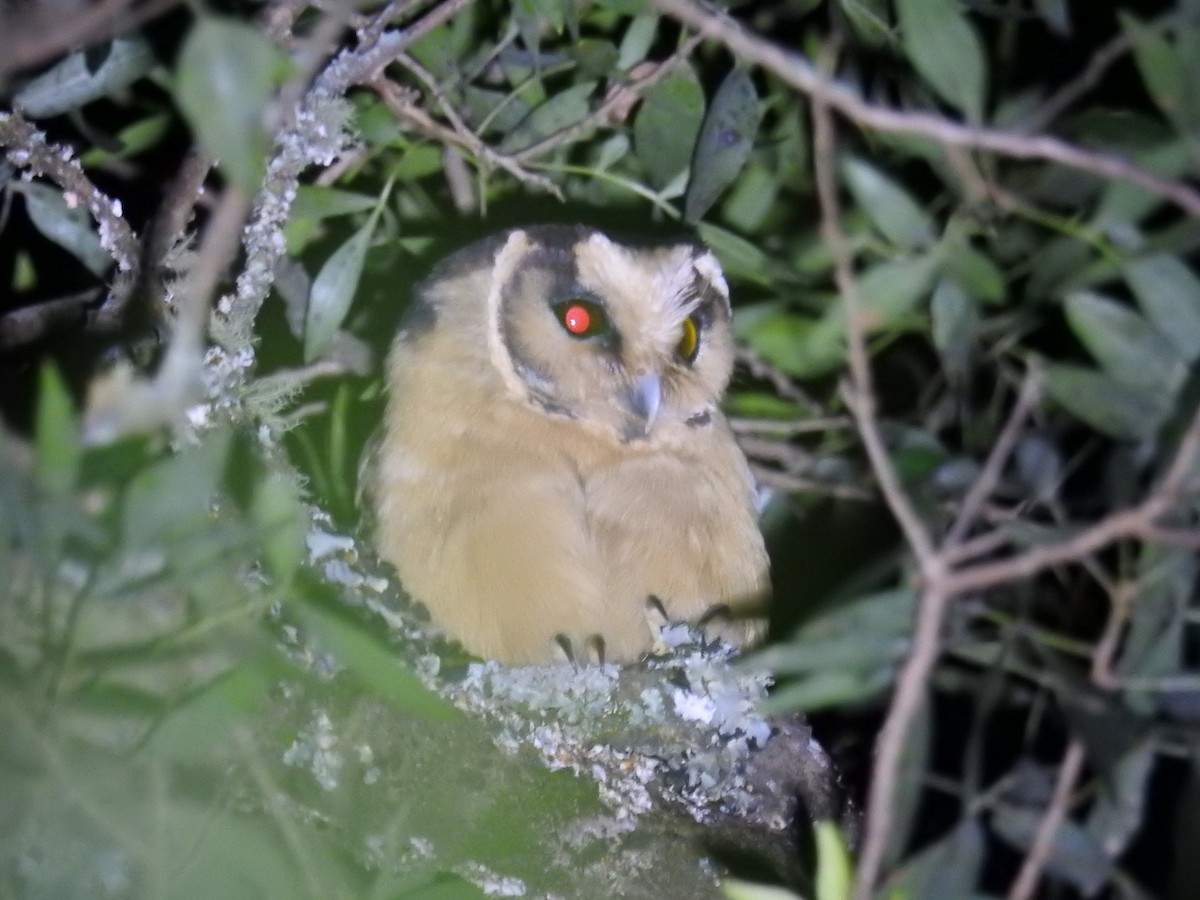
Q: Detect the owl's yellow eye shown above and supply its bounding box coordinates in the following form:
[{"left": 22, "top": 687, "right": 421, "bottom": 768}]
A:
[
  {"left": 677, "top": 315, "right": 700, "bottom": 362},
  {"left": 556, "top": 299, "right": 608, "bottom": 338}
]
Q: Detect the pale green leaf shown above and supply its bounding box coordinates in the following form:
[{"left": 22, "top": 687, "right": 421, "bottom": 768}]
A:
[
  {"left": 722, "top": 879, "right": 803, "bottom": 900},
  {"left": 617, "top": 14, "right": 658, "bottom": 69},
  {"left": 897, "top": 0, "right": 987, "bottom": 121},
  {"left": 34, "top": 364, "right": 80, "bottom": 495},
  {"left": 292, "top": 599, "right": 459, "bottom": 721},
  {"left": 19, "top": 181, "right": 111, "bottom": 276},
  {"left": 1034, "top": 0, "right": 1071, "bottom": 35},
  {"left": 1121, "top": 13, "right": 1195, "bottom": 132},
  {"left": 1043, "top": 364, "right": 1171, "bottom": 440},
  {"left": 931, "top": 277, "right": 977, "bottom": 376},
  {"left": 1064, "top": 291, "right": 1183, "bottom": 391},
  {"left": 304, "top": 220, "right": 375, "bottom": 362},
  {"left": 1124, "top": 253, "right": 1200, "bottom": 362},
  {"left": 291, "top": 185, "right": 379, "bottom": 220},
  {"left": 634, "top": 63, "right": 704, "bottom": 187},
  {"left": 814, "top": 821, "right": 854, "bottom": 900},
  {"left": 837, "top": 0, "right": 894, "bottom": 47},
  {"left": 685, "top": 68, "right": 763, "bottom": 223},
  {"left": 841, "top": 157, "right": 935, "bottom": 250},
  {"left": 14, "top": 37, "right": 154, "bottom": 117},
  {"left": 502, "top": 82, "right": 596, "bottom": 152},
  {"left": 251, "top": 472, "right": 305, "bottom": 584},
  {"left": 175, "top": 18, "right": 290, "bottom": 194},
  {"left": 79, "top": 114, "right": 171, "bottom": 166}
]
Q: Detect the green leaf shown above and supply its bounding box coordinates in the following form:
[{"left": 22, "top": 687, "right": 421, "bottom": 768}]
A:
[
  {"left": 993, "top": 804, "right": 1112, "bottom": 895},
  {"left": 754, "top": 588, "right": 915, "bottom": 713},
  {"left": 837, "top": 0, "right": 894, "bottom": 47},
  {"left": 857, "top": 252, "right": 941, "bottom": 326},
  {"left": 14, "top": 37, "right": 154, "bottom": 117},
  {"left": 723, "top": 163, "right": 779, "bottom": 234},
  {"left": 19, "top": 181, "right": 112, "bottom": 276},
  {"left": 291, "top": 185, "right": 379, "bottom": 220},
  {"left": 122, "top": 430, "right": 232, "bottom": 549},
  {"left": 685, "top": 68, "right": 763, "bottom": 223},
  {"left": 931, "top": 277, "right": 977, "bottom": 376},
  {"left": 145, "top": 667, "right": 272, "bottom": 762},
  {"left": 617, "top": 14, "right": 658, "bottom": 69},
  {"left": 175, "top": 17, "right": 290, "bottom": 195},
  {"left": 841, "top": 157, "right": 935, "bottom": 250},
  {"left": 741, "top": 255, "right": 937, "bottom": 378},
  {"left": 1121, "top": 13, "right": 1197, "bottom": 133},
  {"left": 1043, "top": 364, "right": 1172, "bottom": 440},
  {"left": 79, "top": 113, "right": 171, "bottom": 166},
  {"left": 1034, "top": 0, "right": 1071, "bottom": 35},
  {"left": 634, "top": 63, "right": 705, "bottom": 187},
  {"left": 292, "top": 596, "right": 459, "bottom": 721},
  {"left": 883, "top": 819, "right": 986, "bottom": 897},
  {"left": 35, "top": 363, "right": 80, "bottom": 495},
  {"left": 1124, "top": 253, "right": 1200, "bottom": 363},
  {"left": 1064, "top": 291, "right": 1183, "bottom": 391},
  {"left": 304, "top": 219, "right": 376, "bottom": 363},
  {"left": 943, "top": 246, "right": 1006, "bottom": 303},
  {"left": 502, "top": 82, "right": 596, "bottom": 152},
  {"left": 252, "top": 472, "right": 305, "bottom": 584},
  {"left": 1092, "top": 138, "right": 1190, "bottom": 227},
  {"left": 814, "top": 821, "right": 854, "bottom": 900},
  {"left": 569, "top": 38, "right": 619, "bottom": 77},
  {"left": 897, "top": 0, "right": 987, "bottom": 121},
  {"left": 697, "top": 222, "right": 773, "bottom": 285},
  {"left": 722, "top": 878, "right": 804, "bottom": 899}
]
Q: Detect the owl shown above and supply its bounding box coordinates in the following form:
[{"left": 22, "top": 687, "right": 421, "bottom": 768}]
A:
[{"left": 372, "top": 224, "right": 769, "bottom": 664}]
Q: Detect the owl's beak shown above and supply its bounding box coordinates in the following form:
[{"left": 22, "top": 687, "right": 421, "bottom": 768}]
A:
[{"left": 625, "top": 372, "right": 662, "bottom": 439}]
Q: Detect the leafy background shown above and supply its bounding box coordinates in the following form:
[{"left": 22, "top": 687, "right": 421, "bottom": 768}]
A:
[{"left": 2, "top": 0, "right": 1200, "bottom": 898}]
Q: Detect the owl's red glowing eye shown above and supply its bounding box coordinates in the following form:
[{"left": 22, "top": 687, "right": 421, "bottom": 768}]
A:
[
  {"left": 556, "top": 299, "right": 607, "bottom": 338},
  {"left": 564, "top": 304, "right": 591, "bottom": 334}
]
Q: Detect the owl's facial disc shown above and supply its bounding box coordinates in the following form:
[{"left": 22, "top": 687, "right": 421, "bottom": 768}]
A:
[{"left": 482, "top": 226, "right": 735, "bottom": 444}]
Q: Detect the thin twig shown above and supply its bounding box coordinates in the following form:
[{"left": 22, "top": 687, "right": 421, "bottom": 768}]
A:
[
  {"left": 652, "top": 0, "right": 1200, "bottom": 219},
  {"left": 811, "top": 63, "right": 947, "bottom": 898},
  {"left": 1007, "top": 578, "right": 1134, "bottom": 899},
  {"left": 944, "top": 406, "right": 1200, "bottom": 597},
  {"left": 382, "top": 52, "right": 563, "bottom": 195},
  {"left": 944, "top": 369, "right": 1042, "bottom": 549},
  {"left": 729, "top": 416, "right": 852, "bottom": 435},
  {"left": 510, "top": 32, "right": 706, "bottom": 162},
  {"left": 1021, "top": 13, "right": 1180, "bottom": 134},
  {"left": 735, "top": 346, "right": 824, "bottom": 413},
  {"left": 751, "top": 466, "right": 872, "bottom": 501},
  {"left": 0, "top": 290, "right": 102, "bottom": 350}
]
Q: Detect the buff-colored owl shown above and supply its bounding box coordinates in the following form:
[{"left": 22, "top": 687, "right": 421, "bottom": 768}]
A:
[{"left": 372, "top": 225, "right": 769, "bottom": 664}]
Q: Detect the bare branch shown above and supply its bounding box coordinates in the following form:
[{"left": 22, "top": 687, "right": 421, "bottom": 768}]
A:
[
  {"left": 0, "top": 111, "right": 141, "bottom": 334},
  {"left": 944, "top": 369, "right": 1042, "bottom": 548},
  {"left": 510, "top": 32, "right": 705, "bottom": 163}
]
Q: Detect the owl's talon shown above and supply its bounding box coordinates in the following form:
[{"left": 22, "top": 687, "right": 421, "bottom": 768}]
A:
[
  {"left": 584, "top": 634, "right": 606, "bottom": 666},
  {"left": 697, "top": 603, "right": 733, "bottom": 629},
  {"left": 553, "top": 633, "right": 576, "bottom": 664},
  {"left": 644, "top": 594, "right": 670, "bottom": 635}
]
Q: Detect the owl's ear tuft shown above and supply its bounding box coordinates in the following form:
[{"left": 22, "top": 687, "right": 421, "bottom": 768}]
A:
[{"left": 692, "top": 250, "right": 730, "bottom": 311}]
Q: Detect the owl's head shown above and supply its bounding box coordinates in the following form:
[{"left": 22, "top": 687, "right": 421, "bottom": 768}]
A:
[{"left": 410, "top": 224, "right": 736, "bottom": 444}]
